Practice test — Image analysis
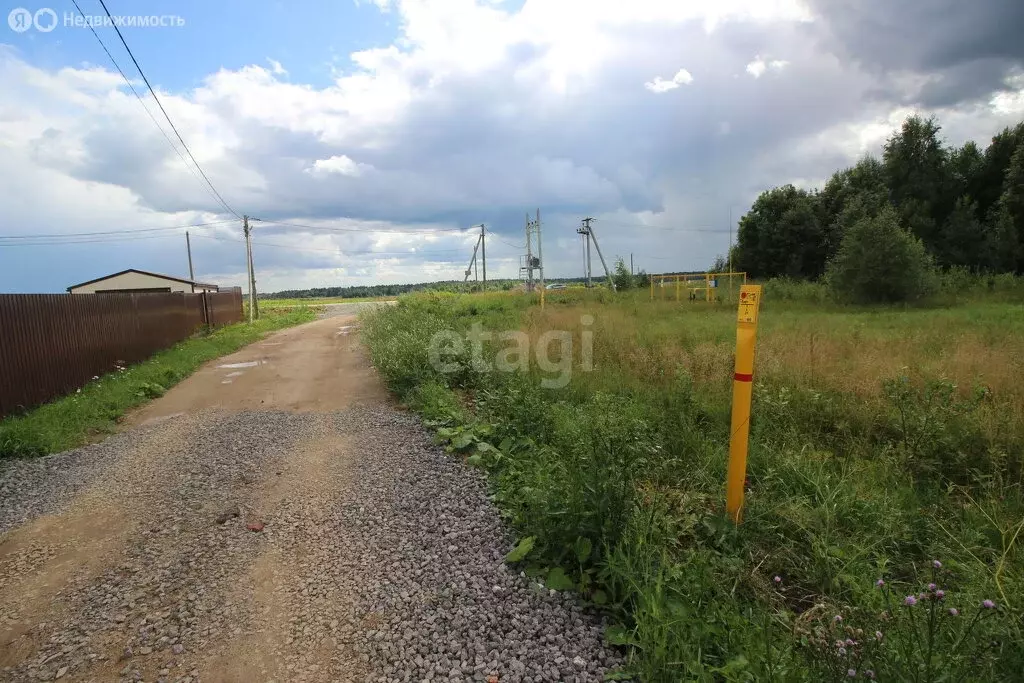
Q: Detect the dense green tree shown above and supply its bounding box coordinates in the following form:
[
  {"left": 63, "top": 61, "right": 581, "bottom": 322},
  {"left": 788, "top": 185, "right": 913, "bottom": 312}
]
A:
[
  {"left": 949, "top": 141, "right": 985, "bottom": 200},
  {"left": 883, "top": 116, "right": 953, "bottom": 249},
  {"left": 941, "top": 197, "right": 986, "bottom": 269},
  {"left": 735, "top": 185, "right": 829, "bottom": 279},
  {"left": 975, "top": 123, "right": 1024, "bottom": 219},
  {"left": 736, "top": 114, "right": 1024, "bottom": 284},
  {"left": 991, "top": 142, "right": 1024, "bottom": 272},
  {"left": 826, "top": 206, "right": 935, "bottom": 303},
  {"left": 818, "top": 156, "right": 888, "bottom": 229}
]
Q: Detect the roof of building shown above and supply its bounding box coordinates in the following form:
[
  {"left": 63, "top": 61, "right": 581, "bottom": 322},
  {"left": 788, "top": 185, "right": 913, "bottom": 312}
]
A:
[{"left": 66, "top": 268, "right": 219, "bottom": 292}]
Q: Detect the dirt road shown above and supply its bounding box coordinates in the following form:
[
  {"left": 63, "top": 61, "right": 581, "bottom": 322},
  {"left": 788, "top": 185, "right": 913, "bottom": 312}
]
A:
[{"left": 0, "top": 315, "right": 618, "bottom": 682}]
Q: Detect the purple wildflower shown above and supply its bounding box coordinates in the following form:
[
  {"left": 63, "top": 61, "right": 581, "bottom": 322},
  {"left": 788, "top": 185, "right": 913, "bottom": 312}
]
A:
[
  {"left": 876, "top": 578, "right": 885, "bottom": 588},
  {"left": 936, "top": 589, "right": 945, "bottom": 600},
  {"left": 949, "top": 608, "right": 959, "bottom": 616},
  {"left": 933, "top": 560, "right": 942, "bottom": 569},
  {"left": 928, "top": 583, "right": 937, "bottom": 591},
  {"left": 774, "top": 575, "right": 782, "bottom": 584},
  {"left": 845, "top": 638, "right": 855, "bottom": 646},
  {"left": 982, "top": 599, "right": 996, "bottom": 609},
  {"left": 834, "top": 614, "right": 843, "bottom": 623},
  {"left": 875, "top": 631, "right": 883, "bottom": 641},
  {"left": 905, "top": 595, "right": 918, "bottom": 606},
  {"left": 848, "top": 669, "right": 857, "bottom": 678}
]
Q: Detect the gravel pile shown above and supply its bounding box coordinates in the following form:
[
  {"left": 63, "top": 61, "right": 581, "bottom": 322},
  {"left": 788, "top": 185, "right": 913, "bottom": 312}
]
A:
[{"left": 0, "top": 406, "right": 621, "bottom": 682}]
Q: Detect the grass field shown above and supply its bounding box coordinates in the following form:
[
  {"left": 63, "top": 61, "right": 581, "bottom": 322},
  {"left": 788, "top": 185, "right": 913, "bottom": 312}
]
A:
[
  {"left": 259, "top": 295, "right": 393, "bottom": 309},
  {"left": 0, "top": 307, "right": 315, "bottom": 459},
  {"left": 361, "top": 284, "right": 1023, "bottom": 681}
]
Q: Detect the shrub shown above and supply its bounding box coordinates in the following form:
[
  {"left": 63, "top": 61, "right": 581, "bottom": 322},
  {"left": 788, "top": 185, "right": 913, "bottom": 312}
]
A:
[{"left": 826, "top": 207, "right": 935, "bottom": 303}]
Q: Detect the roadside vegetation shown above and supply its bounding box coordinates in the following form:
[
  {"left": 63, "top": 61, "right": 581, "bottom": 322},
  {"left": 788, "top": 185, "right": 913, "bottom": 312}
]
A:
[
  {"left": 0, "top": 307, "right": 315, "bottom": 459},
  {"left": 361, "top": 282, "right": 1022, "bottom": 681},
  {"left": 259, "top": 295, "right": 391, "bottom": 309},
  {"left": 359, "top": 112, "right": 1024, "bottom": 680}
]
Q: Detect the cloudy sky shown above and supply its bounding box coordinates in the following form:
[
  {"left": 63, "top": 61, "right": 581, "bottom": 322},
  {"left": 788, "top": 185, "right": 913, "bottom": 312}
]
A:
[{"left": 1, "top": 0, "right": 1023, "bottom": 293}]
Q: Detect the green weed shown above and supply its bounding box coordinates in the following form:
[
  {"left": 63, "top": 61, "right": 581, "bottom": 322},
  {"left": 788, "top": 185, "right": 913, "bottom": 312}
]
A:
[{"left": 360, "top": 289, "right": 1023, "bottom": 681}]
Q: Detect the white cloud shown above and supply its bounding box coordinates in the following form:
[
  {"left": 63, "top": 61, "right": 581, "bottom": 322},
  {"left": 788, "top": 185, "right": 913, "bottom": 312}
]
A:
[
  {"left": 644, "top": 68, "right": 694, "bottom": 93},
  {"left": 308, "top": 155, "right": 368, "bottom": 176},
  {"left": 745, "top": 56, "right": 789, "bottom": 78}
]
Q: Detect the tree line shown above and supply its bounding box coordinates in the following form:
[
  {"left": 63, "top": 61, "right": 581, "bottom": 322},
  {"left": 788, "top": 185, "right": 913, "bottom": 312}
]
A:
[{"left": 733, "top": 116, "right": 1024, "bottom": 302}]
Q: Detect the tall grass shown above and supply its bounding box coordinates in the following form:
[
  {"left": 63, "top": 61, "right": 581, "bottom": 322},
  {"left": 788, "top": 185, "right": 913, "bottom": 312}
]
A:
[
  {"left": 361, "top": 287, "right": 1023, "bottom": 681},
  {"left": 0, "top": 308, "right": 315, "bottom": 458}
]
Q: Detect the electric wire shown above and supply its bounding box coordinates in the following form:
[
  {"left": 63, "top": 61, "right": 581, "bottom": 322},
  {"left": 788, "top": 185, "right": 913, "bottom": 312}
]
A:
[
  {"left": 255, "top": 220, "right": 470, "bottom": 235},
  {"left": 96, "top": 0, "right": 241, "bottom": 219},
  {"left": 592, "top": 219, "right": 731, "bottom": 234},
  {"left": 69, "top": 0, "right": 237, "bottom": 221},
  {"left": 0, "top": 220, "right": 236, "bottom": 241},
  {"left": 195, "top": 233, "right": 466, "bottom": 257}
]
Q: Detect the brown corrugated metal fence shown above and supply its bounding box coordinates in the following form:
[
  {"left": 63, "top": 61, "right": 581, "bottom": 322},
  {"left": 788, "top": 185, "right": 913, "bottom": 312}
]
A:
[{"left": 0, "top": 289, "right": 243, "bottom": 417}]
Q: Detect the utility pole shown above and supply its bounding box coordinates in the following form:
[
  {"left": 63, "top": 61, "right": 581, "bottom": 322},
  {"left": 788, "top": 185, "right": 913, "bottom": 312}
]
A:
[
  {"left": 630, "top": 253, "right": 634, "bottom": 275},
  {"left": 250, "top": 218, "right": 261, "bottom": 319},
  {"left": 524, "top": 213, "right": 534, "bottom": 291},
  {"left": 243, "top": 216, "right": 254, "bottom": 323},
  {"left": 480, "top": 223, "right": 487, "bottom": 290},
  {"left": 577, "top": 218, "right": 594, "bottom": 287},
  {"left": 579, "top": 217, "right": 615, "bottom": 290},
  {"left": 464, "top": 233, "right": 483, "bottom": 287},
  {"left": 536, "top": 208, "right": 544, "bottom": 293},
  {"left": 186, "top": 231, "right": 195, "bottom": 286}
]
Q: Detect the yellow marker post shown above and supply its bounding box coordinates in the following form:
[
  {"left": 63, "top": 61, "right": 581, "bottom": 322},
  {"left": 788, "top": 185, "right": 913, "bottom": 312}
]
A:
[
  {"left": 675, "top": 276, "right": 680, "bottom": 302},
  {"left": 726, "top": 284, "right": 762, "bottom": 523}
]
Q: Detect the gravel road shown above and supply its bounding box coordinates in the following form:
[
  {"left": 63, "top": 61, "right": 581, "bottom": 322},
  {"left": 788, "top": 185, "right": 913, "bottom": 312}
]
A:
[{"left": 0, "top": 316, "right": 620, "bottom": 682}]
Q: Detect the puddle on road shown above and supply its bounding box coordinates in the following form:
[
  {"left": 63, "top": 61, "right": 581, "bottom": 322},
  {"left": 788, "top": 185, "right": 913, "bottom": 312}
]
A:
[
  {"left": 217, "top": 360, "right": 267, "bottom": 369},
  {"left": 335, "top": 325, "right": 356, "bottom": 337},
  {"left": 225, "top": 371, "right": 245, "bottom": 378}
]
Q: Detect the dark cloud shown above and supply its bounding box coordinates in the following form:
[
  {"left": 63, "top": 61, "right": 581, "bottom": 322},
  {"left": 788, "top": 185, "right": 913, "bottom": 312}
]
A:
[{"left": 807, "top": 0, "right": 1024, "bottom": 105}]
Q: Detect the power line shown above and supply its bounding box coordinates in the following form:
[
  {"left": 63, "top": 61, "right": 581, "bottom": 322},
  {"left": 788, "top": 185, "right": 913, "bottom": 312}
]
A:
[
  {"left": 95, "top": 0, "right": 241, "bottom": 219},
  {"left": 0, "top": 219, "right": 236, "bottom": 240},
  {"left": 593, "top": 219, "right": 730, "bottom": 234},
  {"left": 494, "top": 237, "right": 525, "bottom": 249},
  {"left": 256, "top": 223, "right": 468, "bottom": 239},
  {"left": 0, "top": 233, "right": 181, "bottom": 247},
  {"left": 195, "top": 233, "right": 466, "bottom": 257},
  {"left": 69, "top": 0, "right": 236, "bottom": 220}
]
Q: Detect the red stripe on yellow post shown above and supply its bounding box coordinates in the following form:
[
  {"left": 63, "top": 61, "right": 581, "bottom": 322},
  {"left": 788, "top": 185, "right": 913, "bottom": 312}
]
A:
[{"left": 726, "top": 284, "right": 762, "bottom": 523}]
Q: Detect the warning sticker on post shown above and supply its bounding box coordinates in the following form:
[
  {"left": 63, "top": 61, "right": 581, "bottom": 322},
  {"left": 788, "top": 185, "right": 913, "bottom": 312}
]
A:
[{"left": 737, "top": 285, "right": 762, "bottom": 325}]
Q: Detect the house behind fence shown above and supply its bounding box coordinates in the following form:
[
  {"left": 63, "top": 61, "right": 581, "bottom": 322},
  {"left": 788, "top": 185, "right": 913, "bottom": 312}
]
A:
[{"left": 0, "top": 288, "right": 243, "bottom": 418}]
